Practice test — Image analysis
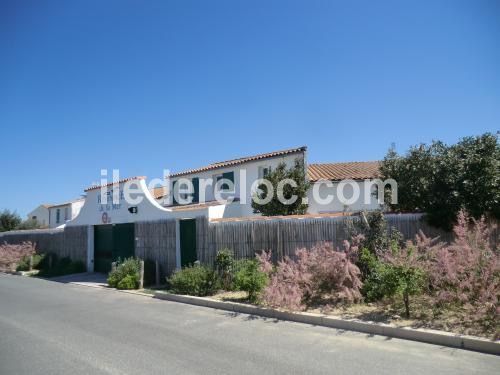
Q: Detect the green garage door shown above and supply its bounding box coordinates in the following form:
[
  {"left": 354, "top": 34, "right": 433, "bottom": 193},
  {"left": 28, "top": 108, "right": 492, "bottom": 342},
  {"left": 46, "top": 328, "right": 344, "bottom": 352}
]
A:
[{"left": 94, "top": 223, "right": 135, "bottom": 273}]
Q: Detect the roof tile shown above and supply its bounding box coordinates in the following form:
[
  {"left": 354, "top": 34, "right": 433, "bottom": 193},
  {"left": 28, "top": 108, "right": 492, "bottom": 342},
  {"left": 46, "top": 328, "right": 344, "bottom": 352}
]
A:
[{"left": 307, "top": 161, "right": 380, "bottom": 182}]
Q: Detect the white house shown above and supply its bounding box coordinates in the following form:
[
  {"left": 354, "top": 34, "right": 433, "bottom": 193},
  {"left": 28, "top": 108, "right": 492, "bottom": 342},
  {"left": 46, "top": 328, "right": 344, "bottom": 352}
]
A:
[
  {"left": 27, "top": 199, "right": 85, "bottom": 228},
  {"left": 150, "top": 147, "right": 382, "bottom": 217},
  {"left": 47, "top": 198, "right": 85, "bottom": 228},
  {"left": 26, "top": 204, "right": 50, "bottom": 228},
  {"left": 59, "top": 146, "right": 385, "bottom": 272},
  {"left": 161, "top": 146, "right": 308, "bottom": 217},
  {"left": 306, "top": 161, "right": 382, "bottom": 214},
  {"left": 33, "top": 147, "right": 384, "bottom": 228}
]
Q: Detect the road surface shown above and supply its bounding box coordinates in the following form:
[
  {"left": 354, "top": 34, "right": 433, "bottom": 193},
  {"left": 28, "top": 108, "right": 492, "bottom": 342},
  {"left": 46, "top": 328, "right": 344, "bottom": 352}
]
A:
[{"left": 0, "top": 273, "right": 498, "bottom": 375}]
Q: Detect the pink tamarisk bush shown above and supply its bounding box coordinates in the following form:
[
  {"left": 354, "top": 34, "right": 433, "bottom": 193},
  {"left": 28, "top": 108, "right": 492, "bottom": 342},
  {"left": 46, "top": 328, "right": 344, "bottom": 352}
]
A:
[
  {"left": 426, "top": 211, "right": 499, "bottom": 329},
  {"left": 256, "top": 242, "right": 363, "bottom": 311},
  {"left": 0, "top": 241, "right": 36, "bottom": 271}
]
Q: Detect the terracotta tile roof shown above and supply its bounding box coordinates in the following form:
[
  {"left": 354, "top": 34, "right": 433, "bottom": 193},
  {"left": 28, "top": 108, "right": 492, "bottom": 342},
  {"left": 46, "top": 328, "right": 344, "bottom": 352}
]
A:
[
  {"left": 307, "top": 161, "right": 380, "bottom": 182},
  {"left": 168, "top": 146, "right": 307, "bottom": 178},
  {"left": 84, "top": 176, "right": 146, "bottom": 192},
  {"left": 150, "top": 186, "right": 168, "bottom": 199}
]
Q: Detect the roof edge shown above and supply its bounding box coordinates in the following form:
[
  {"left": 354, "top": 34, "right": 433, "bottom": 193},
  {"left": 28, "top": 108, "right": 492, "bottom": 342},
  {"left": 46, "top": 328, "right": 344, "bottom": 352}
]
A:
[
  {"left": 84, "top": 176, "right": 147, "bottom": 192},
  {"left": 168, "top": 146, "right": 307, "bottom": 178}
]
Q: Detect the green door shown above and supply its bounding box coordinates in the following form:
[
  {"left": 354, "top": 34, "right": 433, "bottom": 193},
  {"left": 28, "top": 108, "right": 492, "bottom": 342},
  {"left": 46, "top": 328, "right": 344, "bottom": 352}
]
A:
[
  {"left": 94, "top": 225, "right": 113, "bottom": 273},
  {"left": 113, "top": 223, "right": 135, "bottom": 261},
  {"left": 94, "top": 223, "right": 135, "bottom": 273},
  {"left": 180, "top": 219, "right": 197, "bottom": 267}
]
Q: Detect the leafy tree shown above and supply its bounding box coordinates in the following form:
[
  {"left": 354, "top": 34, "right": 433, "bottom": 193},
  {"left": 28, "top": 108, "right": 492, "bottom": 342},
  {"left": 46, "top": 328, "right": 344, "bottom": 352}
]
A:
[
  {"left": 451, "top": 134, "right": 500, "bottom": 219},
  {"left": 383, "top": 247, "right": 427, "bottom": 319},
  {"left": 0, "top": 209, "right": 22, "bottom": 232},
  {"left": 380, "top": 133, "right": 499, "bottom": 230},
  {"left": 251, "top": 158, "right": 310, "bottom": 216}
]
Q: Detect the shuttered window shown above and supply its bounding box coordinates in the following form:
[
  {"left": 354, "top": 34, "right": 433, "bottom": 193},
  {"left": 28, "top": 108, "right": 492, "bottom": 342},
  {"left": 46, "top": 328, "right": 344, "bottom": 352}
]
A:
[
  {"left": 217, "top": 171, "right": 234, "bottom": 191},
  {"left": 192, "top": 177, "right": 199, "bottom": 203}
]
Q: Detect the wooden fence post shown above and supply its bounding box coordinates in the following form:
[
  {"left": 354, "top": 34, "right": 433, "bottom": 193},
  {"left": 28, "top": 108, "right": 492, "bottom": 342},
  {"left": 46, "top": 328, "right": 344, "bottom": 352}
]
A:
[
  {"left": 139, "top": 260, "right": 144, "bottom": 289},
  {"left": 29, "top": 255, "right": 34, "bottom": 271},
  {"left": 155, "top": 260, "right": 160, "bottom": 287}
]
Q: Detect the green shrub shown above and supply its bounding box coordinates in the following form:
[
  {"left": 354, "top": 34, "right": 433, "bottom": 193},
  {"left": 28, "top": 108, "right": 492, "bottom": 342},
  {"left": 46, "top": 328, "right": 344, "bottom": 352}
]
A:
[
  {"left": 358, "top": 248, "right": 395, "bottom": 301},
  {"left": 16, "top": 254, "right": 45, "bottom": 271},
  {"left": 388, "top": 264, "right": 426, "bottom": 319},
  {"left": 37, "top": 254, "right": 86, "bottom": 277},
  {"left": 361, "top": 245, "right": 426, "bottom": 318},
  {"left": 117, "top": 274, "right": 139, "bottom": 290},
  {"left": 168, "top": 264, "right": 220, "bottom": 296},
  {"left": 107, "top": 258, "right": 140, "bottom": 288},
  {"left": 215, "top": 249, "right": 234, "bottom": 290},
  {"left": 233, "top": 259, "right": 268, "bottom": 302}
]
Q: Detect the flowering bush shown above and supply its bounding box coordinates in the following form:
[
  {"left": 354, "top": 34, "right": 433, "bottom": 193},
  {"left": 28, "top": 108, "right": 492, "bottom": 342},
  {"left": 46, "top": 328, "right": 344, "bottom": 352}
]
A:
[
  {"left": 0, "top": 241, "right": 36, "bottom": 271},
  {"left": 257, "top": 243, "right": 363, "bottom": 310},
  {"left": 425, "top": 211, "right": 499, "bottom": 330}
]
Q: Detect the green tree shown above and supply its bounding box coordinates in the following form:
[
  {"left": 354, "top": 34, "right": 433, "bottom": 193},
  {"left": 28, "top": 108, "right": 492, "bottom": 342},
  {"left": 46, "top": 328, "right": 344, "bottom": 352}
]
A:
[
  {"left": 0, "top": 209, "right": 22, "bottom": 232},
  {"left": 251, "top": 158, "right": 310, "bottom": 216},
  {"left": 451, "top": 134, "right": 500, "bottom": 219},
  {"left": 380, "top": 132, "right": 499, "bottom": 230}
]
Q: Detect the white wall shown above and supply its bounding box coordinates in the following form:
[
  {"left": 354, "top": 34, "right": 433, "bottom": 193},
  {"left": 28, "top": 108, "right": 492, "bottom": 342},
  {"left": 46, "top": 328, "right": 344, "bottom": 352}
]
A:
[
  {"left": 71, "top": 200, "right": 85, "bottom": 219},
  {"left": 27, "top": 205, "right": 49, "bottom": 227},
  {"left": 67, "top": 178, "right": 218, "bottom": 226},
  {"left": 48, "top": 205, "right": 68, "bottom": 228},
  {"left": 168, "top": 152, "right": 305, "bottom": 217},
  {"left": 307, "top": 180, "right": 382, "bottom": 214},
  {"left": 47, "top": 200, "right": 85, "bottom": 228}
]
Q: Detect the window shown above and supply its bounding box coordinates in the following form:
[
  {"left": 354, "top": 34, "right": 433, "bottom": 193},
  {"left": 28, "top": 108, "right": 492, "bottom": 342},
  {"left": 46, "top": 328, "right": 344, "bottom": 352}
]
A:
[
  {"left": 32, "top": 216, "right": 37, "bottom": 220},
  {"left": 171, "top": 180, "right": 177, "bottom": 205},
  {"left": 216, "top": 171, "right": 234, "bottom": 192},
  {"left": 56, "top": 209, "right": 60, "bottom": 224},
  {"left": 172, "top": 179, "right": 198, "bottom": 205},
  {"left": 64, "top": 207, "right": 69, "bottom": 221},
  {"left": 192, "top": 177, "right": 199, "bottom": 203},
  {"left": 258, "top": 166, "right": 272, "bottom": 179}
]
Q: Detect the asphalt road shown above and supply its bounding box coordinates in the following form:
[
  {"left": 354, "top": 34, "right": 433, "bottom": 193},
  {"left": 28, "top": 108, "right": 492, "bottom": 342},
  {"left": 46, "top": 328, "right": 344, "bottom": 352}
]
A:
[{"left": 0, "top": 273, "right": 498, "bottom": 375}]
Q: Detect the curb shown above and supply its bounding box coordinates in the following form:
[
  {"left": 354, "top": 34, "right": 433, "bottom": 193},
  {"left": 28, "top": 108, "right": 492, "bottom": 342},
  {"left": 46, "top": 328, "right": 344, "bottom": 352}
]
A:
[
  {"left": 153, "top": 291, "right": 500, "bottom": 356},
  {"left": 2, "top": 270, "right": 40, "bottom": 277}
]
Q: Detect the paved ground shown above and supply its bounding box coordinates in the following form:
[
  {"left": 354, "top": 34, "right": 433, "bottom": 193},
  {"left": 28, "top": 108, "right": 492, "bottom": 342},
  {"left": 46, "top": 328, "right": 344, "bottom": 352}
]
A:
[
  {"left": 48, "top": 272, "right": 108, "bottom": 287},
  {"left": 0, "top": 273, "right": 498, "bottom": 375}
]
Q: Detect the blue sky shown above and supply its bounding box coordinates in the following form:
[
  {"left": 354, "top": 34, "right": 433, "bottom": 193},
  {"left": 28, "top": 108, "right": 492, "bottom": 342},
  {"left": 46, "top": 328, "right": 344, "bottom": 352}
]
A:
[{"left": 1, "top": 0, "right": 499, "bottom": 217}]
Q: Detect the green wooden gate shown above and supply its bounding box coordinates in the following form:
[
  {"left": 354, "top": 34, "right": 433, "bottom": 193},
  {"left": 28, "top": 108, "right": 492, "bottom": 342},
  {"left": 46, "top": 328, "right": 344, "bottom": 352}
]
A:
[
  {"left": 180, "top": 219, "right": 197, "bottom": 267},
  {"left": 94, "top": 223, "right": 135, "bottom": 273}
]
